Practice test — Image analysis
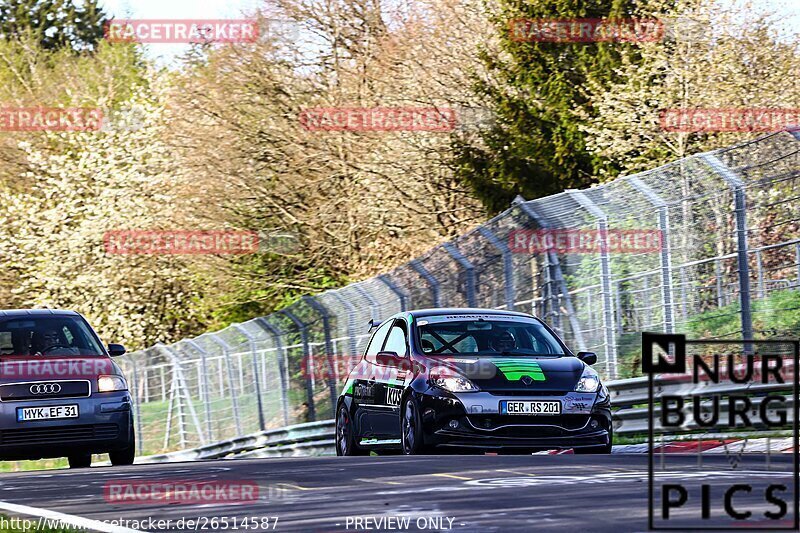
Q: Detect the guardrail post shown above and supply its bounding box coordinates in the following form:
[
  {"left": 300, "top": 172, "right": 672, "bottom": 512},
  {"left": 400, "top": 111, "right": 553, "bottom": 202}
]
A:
[
  {"left": 205, "top": 335, "right": 243, "bottom": 435},
  {"left": 378, "top": 274, "right": 409, "bottom": 311},
  {"left": 410, "top": 259, "right": 441, "bottom": 307},
  {"left": 628, "top": 176, "right": 676, "bottom": 334},
  {"left": 514, "top": 196, "right": 587, "bottom": 351},
  {"left": 478, "top": 226, "right": 515, "bottom": 310},
  {"left": 280, "top": 309, "right": 316, "bottom": 422},
  {"left": 701, "top": 153, "right": 754, "bottom": 342},
  {"left": 302, "top": 296, "right": 339, "bottom": 416},
  {"left": 255, "top": 318, "right": 290, "bottom": 426},
  {"left": 443, "top": 242, "right": 477, "bottom": 307},
  {"left": 232, "top": 324, "right": 266, "bottom": 432},
  {"left": 568, "top": 190, "right": 618, "bottom": 379},
  {"left": 184, "top": 339, "right": 214, "bottom": 442}
]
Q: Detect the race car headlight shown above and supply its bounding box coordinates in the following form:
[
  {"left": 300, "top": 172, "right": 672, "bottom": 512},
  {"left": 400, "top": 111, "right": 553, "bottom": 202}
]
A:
[
  {"left": 98, "top": 375, "right": 128, "bottom": 392},
  {"left": 430, "top": 374, "right": 478, "bottom": 392},
  {"left": 574, "top": 367, "right": 601, "bottom": 392}
]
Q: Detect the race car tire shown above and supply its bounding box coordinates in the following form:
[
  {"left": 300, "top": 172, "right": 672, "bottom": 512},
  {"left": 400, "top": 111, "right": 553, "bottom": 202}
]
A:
[
  {"left": 336, "top": 404, "right": 367, "bottom": 456},
  {"left": 401, "top": 396, "right": 429, "bottom": 455},
  {"left": 110, "top": 421, "right": 136, "bottom": 466},
  {"left": 68, "top": 452, "right": 92, "bottom": 468}
]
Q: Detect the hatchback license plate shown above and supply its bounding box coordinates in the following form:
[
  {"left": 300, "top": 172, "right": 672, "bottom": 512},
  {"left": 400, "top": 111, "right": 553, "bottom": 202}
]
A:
[
  {"left": 17, "top": 404, "right": 79, "bottom": 422},
  {"left": 500, "top": 400, "right": 561, "bottom": 415}
]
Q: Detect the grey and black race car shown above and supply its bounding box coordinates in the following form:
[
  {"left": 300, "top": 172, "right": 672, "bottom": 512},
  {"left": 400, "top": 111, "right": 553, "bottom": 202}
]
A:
[{"left": 335, "top": 308, "right": 612, "bottom": 455}]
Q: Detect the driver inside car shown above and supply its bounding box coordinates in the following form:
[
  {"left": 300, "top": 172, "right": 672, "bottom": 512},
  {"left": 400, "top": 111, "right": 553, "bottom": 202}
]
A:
[
  {"left": 488, "top": 329, "right": 517, "bottom": 353},
  {"left": 32, "top": 328, "right": 80, "bottom": 356}
]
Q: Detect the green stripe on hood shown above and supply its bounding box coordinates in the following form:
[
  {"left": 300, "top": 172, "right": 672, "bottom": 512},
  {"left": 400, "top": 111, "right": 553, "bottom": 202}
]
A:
[{"left": 493, "top": 359, "right": 546, "bottom": 381}]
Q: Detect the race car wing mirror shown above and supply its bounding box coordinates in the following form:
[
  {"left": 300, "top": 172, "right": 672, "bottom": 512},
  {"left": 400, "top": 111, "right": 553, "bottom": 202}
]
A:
[
  {"left": 107, "top": 343, "right": 127, "bottom": 357},
  {"left": 577, "top": 351, "right": 597, "bottom": 365},
  {"left": 376, "top": 351, "right": 402, "bottom": 366}
]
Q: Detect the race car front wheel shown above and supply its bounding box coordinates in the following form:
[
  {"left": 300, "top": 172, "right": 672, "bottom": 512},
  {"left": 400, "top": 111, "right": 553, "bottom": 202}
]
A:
[
  {"left": 401, "top": 397, "right": 428, "bottom": 455},
  {"left": 336, "top": 404, "right": 366, "bottom": 456},
  {"left": 110, "top": 420, "right": 136, "bottom": 466}
]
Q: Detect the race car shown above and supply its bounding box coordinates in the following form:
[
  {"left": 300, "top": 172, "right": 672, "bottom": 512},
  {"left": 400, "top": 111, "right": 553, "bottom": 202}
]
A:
[
  {"left": 0, "top": 309, "right": 135, "bottom": 468},
  {"left": 335, "top": 308, "right": 612, "bottom": 455}
]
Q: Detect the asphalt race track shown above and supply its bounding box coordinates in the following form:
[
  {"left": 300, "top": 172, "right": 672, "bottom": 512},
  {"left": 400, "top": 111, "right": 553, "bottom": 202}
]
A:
[{"left": 0, "top": 455, "right": 795, "bottom": 532}]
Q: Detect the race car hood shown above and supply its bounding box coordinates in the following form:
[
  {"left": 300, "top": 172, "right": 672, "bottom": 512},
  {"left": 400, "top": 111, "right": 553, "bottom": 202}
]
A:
[{"left": 428, "top": 354, "right": 586, "bottom": 392}]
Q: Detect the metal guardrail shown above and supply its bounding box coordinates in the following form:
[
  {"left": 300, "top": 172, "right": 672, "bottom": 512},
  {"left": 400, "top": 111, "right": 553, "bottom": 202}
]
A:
[
  {"left": 138, "top": 420, "right": 335, "bottom": 463},
  {"left": 137, "top": 372, "right": 795, "bottom": 462}
]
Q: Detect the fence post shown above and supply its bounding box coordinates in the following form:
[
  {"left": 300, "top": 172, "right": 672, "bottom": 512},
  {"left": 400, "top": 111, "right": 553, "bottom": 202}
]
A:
[
  {"left": 795, "top": 243, "right": 800, "bottom": 287},
  {"left": 442, "top": 242, "right": 477, "bottom": 307},
  {"left": 280, "top": 309, "right": 316, "bottom": 422},
  {"left": 302, "top": 295, "right": 339, "bottom": 417},
  {"left": 513, "top": 196, "right": 587, "bottom": 351},
  {"left": 378, "top": 274, "right": 409, "bottom": 311},
  {"left": 354, "top": 284, "right": 381, "bottom": 322},
  {"left": 410, "top": 259, "right": 441, "bottom": 307},
  {"left": 331, "top": 290, "right": 359, "bottom": 366},
  {"left": 255, "top": 318, "right": 290, "bottom": 426},
  {"left": 231, "top": 324, "right": 266, "bottom": 432},
  {"left": 126, "top": 356, "right": 144, "bottom": 455},
  {"left": 184, "top": 339, "right": 214, "bottom": 442},
  {"left": 568, "top": 190, "right": 618, "bottom": 379},
  {"left": 701, "top": 153, "right": 754, "bottom": 342},
  {"left": 155, "top": 343, "right": 207, "bottom": 447},
  {"left": 628, "top": 176, "right": 676, "bottom": 334},
  {"left": 478, "top": 226, "right": 515, "bottom": 310},
  {"left": 205, "top": 334, "right": 243, "bottom": 435}
]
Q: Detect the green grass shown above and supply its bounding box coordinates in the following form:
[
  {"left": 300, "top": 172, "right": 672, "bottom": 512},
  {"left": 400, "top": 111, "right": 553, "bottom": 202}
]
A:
[{"left": 615, "top": 288, "right": 800, "bottom": 379}]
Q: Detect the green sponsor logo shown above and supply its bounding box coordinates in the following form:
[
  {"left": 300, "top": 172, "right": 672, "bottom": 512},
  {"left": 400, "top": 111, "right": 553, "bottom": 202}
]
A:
[{"left": 493, "top": 359, "right": 546, "bottom": 381}]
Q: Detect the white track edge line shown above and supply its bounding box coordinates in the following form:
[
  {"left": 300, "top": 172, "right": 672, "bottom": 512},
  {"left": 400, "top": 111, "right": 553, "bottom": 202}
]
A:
[{"left": 0, "top": 499, "right": 143, "bottom": 533}]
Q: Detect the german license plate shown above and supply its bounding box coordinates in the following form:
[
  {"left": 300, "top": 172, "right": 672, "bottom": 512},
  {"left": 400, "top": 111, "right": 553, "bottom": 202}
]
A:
[
  {"left": 500, "top": 400, "right": 561, "bottom": 415},
  {"left": 17, "top": 404, "right": 79, "bottom": 422}
]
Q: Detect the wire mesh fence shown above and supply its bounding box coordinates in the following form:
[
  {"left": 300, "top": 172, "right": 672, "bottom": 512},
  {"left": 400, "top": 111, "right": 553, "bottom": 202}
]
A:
[{"left": 118, "top": 128, "right": 800, "bottom": 455}]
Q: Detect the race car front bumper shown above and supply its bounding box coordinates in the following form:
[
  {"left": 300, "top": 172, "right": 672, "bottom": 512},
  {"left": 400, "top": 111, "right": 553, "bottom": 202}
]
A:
[{"left": 418, "top": 389, "right": 612, "bottom": 450}]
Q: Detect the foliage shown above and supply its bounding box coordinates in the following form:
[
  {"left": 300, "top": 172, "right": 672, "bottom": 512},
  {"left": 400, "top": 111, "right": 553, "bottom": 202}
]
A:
[
  {"left": 0, "top": 0, "right": 108, "bottom": 52},
  {"left": 451, "top": 0, "right": 642, "bottom": 213}
]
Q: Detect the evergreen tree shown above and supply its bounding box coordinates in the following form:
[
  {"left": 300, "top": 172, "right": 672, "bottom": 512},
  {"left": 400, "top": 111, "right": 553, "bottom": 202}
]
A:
[
  {"left": 453, "top": 0, "right": 642, "bottom": 213},
  {"left": 0, "top": 0, "right": 108, "bottom": 52}
]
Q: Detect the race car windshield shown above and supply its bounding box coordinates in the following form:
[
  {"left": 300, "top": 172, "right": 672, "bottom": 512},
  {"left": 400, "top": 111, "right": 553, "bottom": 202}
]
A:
[
  {"left": 0, "top": 316, "right": 105, "bottom": 357},
  {"left": 416, "top": 317, "right": 566, "bottom": 356}
]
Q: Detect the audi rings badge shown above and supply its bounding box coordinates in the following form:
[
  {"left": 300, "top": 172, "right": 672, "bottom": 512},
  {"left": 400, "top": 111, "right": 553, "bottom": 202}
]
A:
[{"left": 29, "top": 383, "right": 62, "bottom": 395}]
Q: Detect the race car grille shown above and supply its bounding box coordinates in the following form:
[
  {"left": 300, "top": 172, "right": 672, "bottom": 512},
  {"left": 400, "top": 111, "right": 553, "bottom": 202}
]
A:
[
  {"left": 0, "top": 380, "right": 90, "bottom": 401},
  {"left": 487, "top": 390, "right": 566, "bottom": 396},
  {"left": 467, "top": 414, "right": 590, "bottom": 433},
  {"left": 0, "top": 424, "right": 118, "bottom": 446}
]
